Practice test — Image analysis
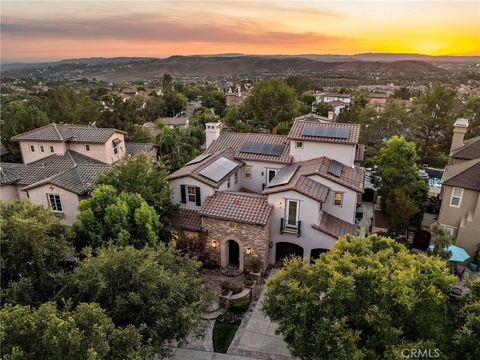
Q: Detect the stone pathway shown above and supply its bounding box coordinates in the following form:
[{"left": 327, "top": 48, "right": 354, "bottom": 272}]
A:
[
  {"left": 227, "top": 270, "right": 293, "bottom": 359},
  {"left": 170, "top": 348, "right": 262, "bottom": 359}
]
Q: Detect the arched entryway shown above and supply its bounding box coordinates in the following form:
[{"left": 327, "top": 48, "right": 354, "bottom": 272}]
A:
[
  {"left": 220, "top": 239, "right": 244, "bottom": 271},
  {"left": 275, "top": 242, "right": 304, "bottom": 263},
  {"left": 310, "top": 248, "right": 329, "bottom": 262}
]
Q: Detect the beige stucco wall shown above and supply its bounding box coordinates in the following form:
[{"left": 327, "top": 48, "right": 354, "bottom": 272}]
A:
[
  {"left": 19, "top": 141, "right": 67, "bottom": 163},
  {"left": 66, "top": 132, "right": 126, "bottom": 164},
  {"left": 26, "top": 184, "right": 80, "bottom": 224},
  {"left": 202, "top": 216, "right": 271, "bottom": 271},
  {"left": 0, "top": 185, "right": 20, "bottom": 201},
  {"left": 438, "top": 186, "right": 479, "bottom": 229}
]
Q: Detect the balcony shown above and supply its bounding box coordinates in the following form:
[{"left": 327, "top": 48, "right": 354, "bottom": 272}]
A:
[{"left": 280, "top": 218, "right": 301, "bottom": 237}]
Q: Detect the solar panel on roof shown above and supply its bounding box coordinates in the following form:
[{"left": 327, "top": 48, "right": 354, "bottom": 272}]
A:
[
  {"left": 336, "top": 128, "right": 350, "bottom": 139},
  {"left": 239, "top": 141, "right": 285, "bottom": 157},
  {"left": 328, "top": 160, "right": 343, "bottom": 177},
  {"left": 302, "top": 125, "right": 351, "bottom": 140},
  {"left": 267, "top": 164, "right": 299, "bottom": 187},
  {"left": 185, "top": 153, "right": 212, "bottom": 165},
  {"left": 302, "top": 126, "right": 316, "bottom": 136},
  {"left": 199, "top": 157, "right": 238, "bottom": 182}
]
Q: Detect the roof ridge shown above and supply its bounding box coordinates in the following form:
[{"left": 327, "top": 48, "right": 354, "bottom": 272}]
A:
[
  {"left": 10, "top": 123, "right": 57, "bottom": 140},
  {"left": 444, "top": 158, "right": 480, "bottom": 182},
  {"left": 52, "top": 124, "right": 64, "bottom": 141},
  {"left": 220, "top": 190, "right": 267, "bottom": 199},
  {"left": 451, "top": 135, "right": 480, "bottom": 155}
]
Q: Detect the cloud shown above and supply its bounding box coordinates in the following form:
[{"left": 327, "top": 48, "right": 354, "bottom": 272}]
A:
[{"left": 2, "top": 13, "right": 352, "bottom": 46}]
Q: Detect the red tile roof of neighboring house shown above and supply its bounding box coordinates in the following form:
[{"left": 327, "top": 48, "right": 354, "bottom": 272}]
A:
[
  {"left": 312, "top": 212, "right": 358, "bottom": 238},
  {"left": 288, "top": 119, "right": 360, "bottom": 145},
  {"left": 200, "top": 191, "right": 272, "bottom": 226},
  {"left": 450, "top": 136, "right": 480, "bottom": 160},
  {"left": 355, "top": 145, "right": 365, "bottom": 162},
  {"left": 443, "top": 158, "right": 480, "bottom": 192},
  {"left": 326, "top": 100, "right": 349, "bottom": 107},
  {"left": 171, "top": 208, "right": 203, "bottom": 231},
  {"left": 206, "top": 132, "right": 292, "bottom": 164},
  {"left": 168, "top": 148, "right": 243, "bottom": 188}
]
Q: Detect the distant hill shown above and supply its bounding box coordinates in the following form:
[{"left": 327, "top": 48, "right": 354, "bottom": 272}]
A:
[{"left": 2, "top": 55, "right": 445, "bottom": 80}]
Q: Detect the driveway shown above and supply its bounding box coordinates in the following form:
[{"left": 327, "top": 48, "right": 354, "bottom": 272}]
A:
[{"left": 228, "top": 269, "right": 293, "bottom": 359}]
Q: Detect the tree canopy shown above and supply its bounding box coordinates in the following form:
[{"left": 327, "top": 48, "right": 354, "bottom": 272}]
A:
[
  {"left": 65, "top": 245, "right": 206, "bottom": 356},
  {"left": 0, "top": 201, "right": 72, "bottom": 306},
  {"left": 73, "top": 185, "right": 161, "bottom": 250},
  {"left": 262, "top": 235, "right": 457, "bottom": 360}
]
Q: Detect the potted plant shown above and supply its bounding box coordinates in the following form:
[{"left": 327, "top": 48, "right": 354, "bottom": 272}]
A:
[
  {"left": 246, "top": 256, "right": 263, "bottom": 277},
  {"left": 243, "top": 275, "right": 255, "bottom": 289},
  {"left": 469, "top": 244, "right": 480, "bottom": 271}
]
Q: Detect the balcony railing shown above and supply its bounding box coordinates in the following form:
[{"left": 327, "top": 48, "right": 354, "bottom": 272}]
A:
[{"left": 280, "top": 218, "right": 301, "bottom": 237}]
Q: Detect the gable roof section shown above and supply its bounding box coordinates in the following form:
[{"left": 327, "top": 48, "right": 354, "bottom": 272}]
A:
[
  {"left": 0, "top": 151, "right": 109, "bottom": 194},
  {"left": 355, "top": 145, "right": 365, "bottom": 162},
  {"left": 162, "top": 117, "right": 189, "bottom": 126},
  {"left": 264, "top": 157, "right": 364, "bottom": 195},
  {"left": 171, "top": 208, "right": 203, "bottom": 231},
  {"left": 168, "top": 148, "right": 243, "bottom": 188},
  {"left": 443, "top": 158, "right": 480, "bottom": 192},
  {"left": 125, "top": 142, "right": 158, "bottom": 156},
  {"left": 312, "top": 212, "right": 358, "bottom": 238},
  {"left": 206, "top": 132, "right": 292, "bottom": 164},
  {"left": 200, "top": 191, "right": 272, "bottom": 226},
  {"left": 450, "top": 136, "right": 480, "bottom": 160},
  {"left": 288, "top": 119, "right": 360, "bottom": 145},
  {"left": 11, "top": 124, "right": 126, "bottom": 143}
]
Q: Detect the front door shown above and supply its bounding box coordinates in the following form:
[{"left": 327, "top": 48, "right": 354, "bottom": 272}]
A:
[{"left": 228, "top": 240, "right": 240, "bottom": 266}]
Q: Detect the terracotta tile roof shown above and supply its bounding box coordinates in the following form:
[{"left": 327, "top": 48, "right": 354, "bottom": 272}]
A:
[
  {"left": 288, "top": 119, "right": 360, "bottom": 145},
  {"left": 206, "top": 132, "right": 292, "bottom": 164},
  {"left": 200, "top": 191, "right": 272, "bottom": 226},
  {"left": 171, "top": 208, "right": 203, "bottom": 231},
  {"left": 312, "top": 212, "right": 358, "bottom": 238},
  {"left": 443, "top": 158, "right": 480, "bottom": 192},
  {"left": 168, "top": 149, "right": 243, "bottom": 188},
  {"left": 355, "top": 145, "right": 365, "bottom": 162},
  {"left": 450, "top": 136, "right": 480, "bottom": 160},
  {"left": 369, "top": 93, "right": 389, "bottom": 99},
  {"left": 11, "top": 124, "right": 126, "bottom": 143},
  {"left": 327, "top": 100, "right": 348, "bottom": 107},
  {"left": 319, "top": 92, "right": 351, "bottom": 98},
  {"left": 264, "top": 157, "right": 365, "bottom": 195}
]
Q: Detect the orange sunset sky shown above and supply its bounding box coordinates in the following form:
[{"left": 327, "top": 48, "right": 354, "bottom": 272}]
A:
[{"left": 1, "top": 0, "right": 479, "bottom": 62}]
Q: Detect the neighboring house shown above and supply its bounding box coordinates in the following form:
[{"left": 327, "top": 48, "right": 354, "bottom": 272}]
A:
[
  {"left": 225, "top": 83, "right": 253, "bottom": 106},
  {"left": 142, "top": 122, "right": 162, "bottom": 137},
  {"left": 368, "top": 92, "right": 389, "bottom": 105},
  {"left": 437, "top": 118, "right": 480, "bottom": 256},
  {"left": 315, "top": 91, "right": 351, "bottom": 105},
  {"left": 161, "top": 116, "right": 189, "bottom": 129},
  {"left": 169, "top": 119, "right": 365, "bottom": 269},
  {"left": 327, "top": 100, "right": 348, "bottom": 116},
  {"left": 294, "top": 113, "right": 331, "bottom": 122},
  {"left": 0, "top": 124, "right": 156, "bottom": 224}
]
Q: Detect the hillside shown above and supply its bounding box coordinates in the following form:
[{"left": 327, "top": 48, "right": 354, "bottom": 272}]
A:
[{"left": 2, "top": 55, "right": 444, "bottom": 80}]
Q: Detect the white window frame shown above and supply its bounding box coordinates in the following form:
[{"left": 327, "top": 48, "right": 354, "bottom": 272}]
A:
[
  {"left": 245, "top": 165, "right": 252, "bottom": 178},
  {"left": 47, "top": 194, "right": 63, "bottom": 212},
  {"left": 285, "top": 199, "right": 300, "bottom": 228},
  {"left": 49, "top": 145, "right": 55, "bottom": 153},
  {"left": 40, "top": 145, "right": 45, "bottom": 153},
  {"left": 450, "top": 187, "right": 463, "bottom": 208},
  {"left": 29, "top": 144, "right": 35, "bottom": 152},
  {"left": 295, "top": 141, "right": 303, "bottom": 149},
  {"left": 85, "top": 144, "right": 91, "bottom": 151},
  {"left": 333, "top": 191, "right": 344, "bottom": 207},
  {"left": 187, "top": 186, "right": 196, "bottom": 203},
  {"left": 266, "top": 168, "right": 278, "bottom": 185}
]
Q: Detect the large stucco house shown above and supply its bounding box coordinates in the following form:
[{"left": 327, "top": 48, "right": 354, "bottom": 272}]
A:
[
  {"left": 438, "top": 118, "right": 480, "bottom": 256},
  {"left": 0, "top": 124, "right": 157, "bottom": 223},
  {"left": 169, "top": 118, "right": 365, "bottom": 270}
]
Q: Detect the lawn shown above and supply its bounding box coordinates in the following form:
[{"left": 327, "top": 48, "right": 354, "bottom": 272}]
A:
[{"left": 212, "top": 319, "right": 240, "bottom": 353}]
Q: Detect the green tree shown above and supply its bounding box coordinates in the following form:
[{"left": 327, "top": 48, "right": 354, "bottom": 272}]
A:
[
  {"left": 163, "top": 90, "right": 188, "bottom": 116},
  {"left": 0, "top": 302, "right": 151, "bottom": 360},
  {"left": 460, "top": 95, "right": 480, "bottom": 139},
  {"left": 66, "top": 245, "right": 206, "bottom": 357},
  {"left": 313, "top": 102, "right": 333, "bottom": 117},
  {"left": 373, "top": 136, "right": 429, "bottom": 232},
  {"left": 0, "top": 101, "right": 49, "bottom": 161},
  {"left": 428, "top": 222, "right": 454, "bottom": 259},
  {"left": 202, "top": 90, "right": 226, "bottom": 115},
  {"left": 162, "top": 73, "right": 173, "bottom": 92},
  {"left": 0, "top": 201, "right": 72, "bottom": 306},
  {"left": 262, "top": 235, "right": 456, "bottom": 360},
  {"left": 98, "top": 94, "right": 144, "bottom": 133},
  {"left": 143, "top": 95, "right": 167, "bottom": 122},
  {"left": 73, "top": 185, "right": 161, "bottom": 250}
]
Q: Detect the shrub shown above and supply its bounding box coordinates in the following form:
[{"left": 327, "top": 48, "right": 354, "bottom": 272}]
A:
[
  {"left": 229, "top": 297, "right": 251, "bottom": 314},
  {"left": 246, "top": 256, "right": 263, "bottom": 272},
  {"left": 203, "top": 259, "right": 220, "bottom": 270},
  {"left": 220, "top": 281, "right": 242, "bottom": 295},
  {"left": 244, "top": 276, "right": 254, "bottom": 287}
]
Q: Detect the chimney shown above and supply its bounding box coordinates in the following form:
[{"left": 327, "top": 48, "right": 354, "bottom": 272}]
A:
[
  {"left": 205, "top": 122, "right": 221, "bottom": 149},
  {"left": 451, "top": 118, "right": 469, "bottom": 153}
]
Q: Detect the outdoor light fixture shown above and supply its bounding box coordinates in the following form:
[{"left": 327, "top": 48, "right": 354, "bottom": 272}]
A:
[
  {"left": 211, "top": 240, "right": 218, "bottom": 248},
  {"left": 278, "top": 201, "right": 283, "bottom": 209},
  {"left": 246, "top": 247, "right": 252, "bottom": 254}
]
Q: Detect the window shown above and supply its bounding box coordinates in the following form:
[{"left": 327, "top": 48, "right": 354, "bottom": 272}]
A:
[
  {"left": 285, "top": 199, "right": 299, "bottom": 228},
  {"left": 234, "top": 171, "right": 238, "bottom": 184},
  {"left": 187, "top": 186, "right": 196, "bottom": 202},
  {"left": 40, "top": 145, "right": 45, "bottom": 152},
  {"left": 267, "top": 169, "right": 277, "bottom": 184},
  {"left": 85, "top": 144, "right": 91, "bottom": 151},
  {"left": 245, "top": 166, "right": 252, "bottom": 178},
  {"left": 333, "top": 192, "right": 343, "bottom": 207},
  {"left": 47, "top": 194, "right": 63, "bottom": 212},
  {"left": 112, "top": 140, "right": 119, "bottom": 155},
  {"left": 450, "top": 187, "right": 463, "bottom": 207},
  {"left": 445, "top": 227, "right": 456, "bottom": 236},
  {"left": 29, "top": 145, "right": 35, "bottom": 152},
  {"left": 227, "top": 177, "right": 231, "bottom": 188},
  {"left": 295, "top": 141, "right": 303, "bottom": 149},
  {"left": 49, "top": 146, "right": 54, "bottom": 153}
]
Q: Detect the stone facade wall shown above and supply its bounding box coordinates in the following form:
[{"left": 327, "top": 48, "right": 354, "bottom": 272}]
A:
[{"left": 202, "top": 216, "right": 271, "bottom": 271}]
